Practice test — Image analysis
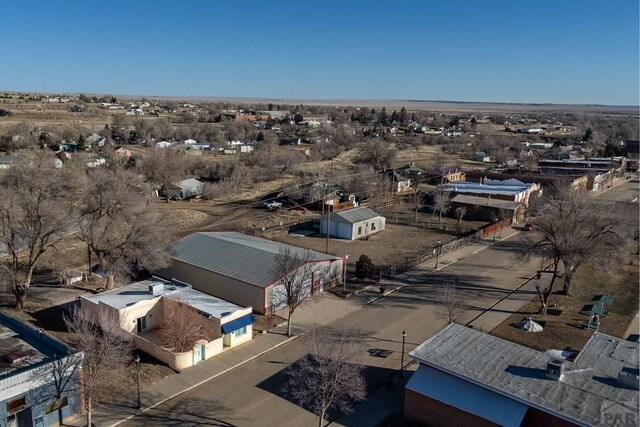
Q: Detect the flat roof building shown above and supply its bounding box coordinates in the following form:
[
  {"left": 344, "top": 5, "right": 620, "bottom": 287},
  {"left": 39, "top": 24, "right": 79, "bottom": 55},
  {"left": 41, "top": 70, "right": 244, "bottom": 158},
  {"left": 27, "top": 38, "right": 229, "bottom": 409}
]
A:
[{"left": 0, "top": 311, "right": 82, "bottom": 427}]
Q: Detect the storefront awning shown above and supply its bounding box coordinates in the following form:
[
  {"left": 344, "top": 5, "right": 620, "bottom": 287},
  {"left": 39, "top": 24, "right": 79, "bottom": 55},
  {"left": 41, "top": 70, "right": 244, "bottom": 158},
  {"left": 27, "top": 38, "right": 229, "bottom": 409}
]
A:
[{"left": 221, "top": 314, "right": 255, "bottom": 334}]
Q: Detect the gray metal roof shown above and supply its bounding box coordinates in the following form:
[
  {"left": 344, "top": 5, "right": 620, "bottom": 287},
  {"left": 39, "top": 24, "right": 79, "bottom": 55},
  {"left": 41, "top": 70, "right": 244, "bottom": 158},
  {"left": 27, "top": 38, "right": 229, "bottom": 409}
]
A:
[
  {"left": 409, "top": 323, "right": 639, "bottom": 426},
  {"left": 332, "top": 207, "right": 383, "bottom": 225},
  {"left": 168, "top": 232, "right": 339, "bottom": 288},
  {"left": 451, "top": 194, "right": 520, "bottom": 210},
  {"left": 174, "top": 178, "right": 202, "bottom": 189}
]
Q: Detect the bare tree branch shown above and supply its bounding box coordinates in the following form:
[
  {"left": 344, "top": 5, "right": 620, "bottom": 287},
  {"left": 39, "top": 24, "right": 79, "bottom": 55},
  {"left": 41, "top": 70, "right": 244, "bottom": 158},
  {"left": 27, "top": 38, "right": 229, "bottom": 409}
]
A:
[
  {"left": 64, "top": 305, "right": 133, "bottom": 427},
  {"left": 269, "top": 247, "right": 315, "bottom": 337},
  {"left": 284, "top": 326, "right": 366, "bottom": 427}
]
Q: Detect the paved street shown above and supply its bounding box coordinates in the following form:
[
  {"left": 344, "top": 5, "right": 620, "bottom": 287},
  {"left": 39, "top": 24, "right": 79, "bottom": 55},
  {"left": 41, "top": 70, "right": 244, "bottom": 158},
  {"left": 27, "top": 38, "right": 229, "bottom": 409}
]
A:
[
  {"left": 592, "top": 174, "right": 639, "bottom": 203},
  {"left": 121, "top": 232, "right": 541, "bottom": 427}
]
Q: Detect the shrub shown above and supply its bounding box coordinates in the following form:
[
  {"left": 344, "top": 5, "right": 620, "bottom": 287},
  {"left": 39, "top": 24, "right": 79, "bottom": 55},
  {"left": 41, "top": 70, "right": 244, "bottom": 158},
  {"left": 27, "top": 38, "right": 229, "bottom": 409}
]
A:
[{"left": 355, "top": 255, "right": 375, "bottom": 280}]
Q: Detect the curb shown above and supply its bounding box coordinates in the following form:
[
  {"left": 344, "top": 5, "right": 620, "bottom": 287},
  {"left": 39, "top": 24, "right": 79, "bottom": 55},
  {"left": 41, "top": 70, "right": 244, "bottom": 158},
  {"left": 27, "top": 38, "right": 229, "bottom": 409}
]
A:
[
  {"left": 107, "top": 334, "right": 299, "bottom": 427},
  {"left": 361, "top": 229, "right": 521, "bottom": 305}
]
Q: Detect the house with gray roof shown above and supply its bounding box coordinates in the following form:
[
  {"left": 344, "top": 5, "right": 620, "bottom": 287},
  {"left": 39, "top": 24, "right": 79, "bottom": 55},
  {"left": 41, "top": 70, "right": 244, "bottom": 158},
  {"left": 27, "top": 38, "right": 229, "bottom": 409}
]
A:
[
  {"left": 320, "top": 207, "right": 386, "bottom": 240},
  {"left": 81, "top": 278, "right": 253, "bottom": 371},
  {"left": 405, "top": 323, "right": 639, "bottom": 427},
  {"left": 156, "top": 232, "right": 344, "bottom": 314}
]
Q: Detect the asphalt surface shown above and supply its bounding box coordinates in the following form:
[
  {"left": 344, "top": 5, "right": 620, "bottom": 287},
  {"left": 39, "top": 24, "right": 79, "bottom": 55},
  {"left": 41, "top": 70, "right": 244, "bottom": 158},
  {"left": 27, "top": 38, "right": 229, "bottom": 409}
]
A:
[
  {"left": 593, "top": 176, "right": 640, "bottom": 203},
  {"left": 122, "top": 233, "right": 540, "bottom": 427}
]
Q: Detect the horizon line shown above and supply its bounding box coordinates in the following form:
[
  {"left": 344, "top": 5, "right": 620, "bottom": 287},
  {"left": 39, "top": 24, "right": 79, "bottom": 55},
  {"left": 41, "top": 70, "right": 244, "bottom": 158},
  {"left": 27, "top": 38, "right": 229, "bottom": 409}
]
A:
[{"left": 1, "top": 89, "right": 638, "bottom": 109}]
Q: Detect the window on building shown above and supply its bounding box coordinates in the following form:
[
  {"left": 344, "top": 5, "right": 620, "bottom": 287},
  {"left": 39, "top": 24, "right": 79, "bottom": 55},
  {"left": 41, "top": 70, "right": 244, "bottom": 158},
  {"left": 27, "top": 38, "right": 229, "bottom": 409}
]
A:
[
  {"left": 358, "top": 226, "right": 362, "bottom": 235},
  {"left": 35, "top": 416, "right": 44, "bottom": 427},
  {"left": 235, "top": 326, "right": 247, "bottom": 336},
  {"left": 136, "top": 316, "right": 147, "bottom": 333},
  {"left": 371, "top": 222, "right": 376, "bottom": 231}
]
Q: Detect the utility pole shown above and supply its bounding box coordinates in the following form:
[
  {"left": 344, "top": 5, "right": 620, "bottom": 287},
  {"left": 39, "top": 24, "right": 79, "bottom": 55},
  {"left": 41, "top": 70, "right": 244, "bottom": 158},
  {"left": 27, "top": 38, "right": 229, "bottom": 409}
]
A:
[
  {"left": 325, "top": 159, "right": 334, "bottom": 254},
  {"left": 325, "top": 198, "right": 331, "bottom": 254}
]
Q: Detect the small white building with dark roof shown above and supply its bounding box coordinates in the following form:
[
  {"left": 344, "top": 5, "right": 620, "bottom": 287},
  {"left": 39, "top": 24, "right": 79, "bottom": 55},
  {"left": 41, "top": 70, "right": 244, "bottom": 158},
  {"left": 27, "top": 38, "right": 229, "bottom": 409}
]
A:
[{"left": 320, "top": 207, "right": 385, "bottom": 240}]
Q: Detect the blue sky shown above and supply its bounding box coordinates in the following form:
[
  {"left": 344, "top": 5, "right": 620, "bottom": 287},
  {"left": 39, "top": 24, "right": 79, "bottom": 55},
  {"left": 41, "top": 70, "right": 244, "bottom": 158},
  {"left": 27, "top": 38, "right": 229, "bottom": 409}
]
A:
[{"left": 1, "top": 1, "right": 638, "bottom": 105}]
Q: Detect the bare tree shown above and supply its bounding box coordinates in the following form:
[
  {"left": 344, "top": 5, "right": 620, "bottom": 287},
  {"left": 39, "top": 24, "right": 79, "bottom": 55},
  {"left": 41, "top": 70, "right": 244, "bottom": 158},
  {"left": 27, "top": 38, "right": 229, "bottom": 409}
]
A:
[
  {"left": 412, "top": 188, "right": 424, "bottom": 223},
  {"left": 0, "top": 153, "right": 76, "bottom": 308},
  {"left": 433, "top": 189, "right": 452, "bottom": 228},
  {"left": 269, "top": 246, "right": 315, "bottom": 337},
  {"left": 533, "top": 251, "right": 561, "bottom": 314},
  {"left": 138, "top": 148, "right": 188, "bottom": 202},
  {"left": 30, "top": 353, "right": 83, "bottom": 426},
  {"left": 521, "top": 186, "right": 627, "bottom": 296},
  {"left": 77, "top": 167, "right": 173, "bottom": 289},
  {"left": 356, "top": 139, "right": 396, "bottom": 170},
  {"left": 438, "top": 281, "right": 465, "bottom": 323},
  {"left": 337, "top": 166, "right": 389, "bottom": 206},
  {"left": 159, "top": 298, "right": 212, "bottom": 352},
  {"left": 454, "top": 206, "right": 467, "bottom": 234},
  {"left": 65, "top": 305, "right": 133, "bottom": 427},
  {"left": 284, "top": 326, "right": 366, "bottom": 427}
]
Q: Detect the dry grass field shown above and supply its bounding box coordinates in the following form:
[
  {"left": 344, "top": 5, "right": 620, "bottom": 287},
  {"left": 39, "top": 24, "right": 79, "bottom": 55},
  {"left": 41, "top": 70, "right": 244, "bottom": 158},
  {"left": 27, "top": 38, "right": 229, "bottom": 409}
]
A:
[{"left": 491, "top": 259, "right": 639, "bottom": 353}]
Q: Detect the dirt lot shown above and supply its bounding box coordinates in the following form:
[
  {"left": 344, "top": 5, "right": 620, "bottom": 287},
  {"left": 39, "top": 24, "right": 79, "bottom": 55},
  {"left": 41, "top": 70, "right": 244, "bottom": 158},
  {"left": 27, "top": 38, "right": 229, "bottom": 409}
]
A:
[
  {"left": 491, "top": 259, "right": 639, "bottom": 353},
  {"left": 267, "top": 202, "right": 487, "bottom": 276}
]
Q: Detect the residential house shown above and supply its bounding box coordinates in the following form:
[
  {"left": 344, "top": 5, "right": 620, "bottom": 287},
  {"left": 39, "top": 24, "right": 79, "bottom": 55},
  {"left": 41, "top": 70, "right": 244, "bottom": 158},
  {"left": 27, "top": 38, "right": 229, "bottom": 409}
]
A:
[
  {"left": 469, "top": 152, "right": 491, "bottom": 162},
  {"left": 405, "top": 323, "right": 639, "bottom": 427},
  {"left": 0, "top": 311, "right": 83, "bottom": 427},
  {"left": 423, "top": 167, "right": 466, "bottom": 184},
  {"left": 80, "top": 279, "right": 253, "bottom": 371},
  {"left": 386, "top": 163, "right": 425, "bottom": 193},
  {"left": 85, "top": 133, "right": 106, "bottom": 147},
  {"left": 155, "top": 141, "right": 173, "bottom": 148},
  {"left": 170, "top": 178, "right": 203, "bottom": 200},
  {"left": 156, "top": 232, "right": 344, "bottom": 314},
  {"left": 320, "top": 207, "right": 386, "bottom": 240}
]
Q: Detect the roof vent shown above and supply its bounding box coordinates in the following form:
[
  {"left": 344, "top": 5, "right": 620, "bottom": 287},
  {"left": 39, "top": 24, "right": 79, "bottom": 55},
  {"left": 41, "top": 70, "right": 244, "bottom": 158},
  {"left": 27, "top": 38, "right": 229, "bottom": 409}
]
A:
[
  {"left": 618, "top": 368, "right": 640, "bottom": 390},
  {"left": 148, "top": 283, "right": 164, "bottom": 295},
  {"left": 546, "top": 358, "right": 565, "bottom": 381}
]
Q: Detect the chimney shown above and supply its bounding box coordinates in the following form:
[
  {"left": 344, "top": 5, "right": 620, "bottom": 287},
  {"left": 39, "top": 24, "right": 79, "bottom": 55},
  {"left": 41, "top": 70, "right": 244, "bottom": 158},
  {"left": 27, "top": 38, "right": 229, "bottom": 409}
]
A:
[
  {"left": 546, "top": 358, "right": 565, "bottom": 381},
  {"left": 148, "top": 282, "right": 164, "bottom": 295}
]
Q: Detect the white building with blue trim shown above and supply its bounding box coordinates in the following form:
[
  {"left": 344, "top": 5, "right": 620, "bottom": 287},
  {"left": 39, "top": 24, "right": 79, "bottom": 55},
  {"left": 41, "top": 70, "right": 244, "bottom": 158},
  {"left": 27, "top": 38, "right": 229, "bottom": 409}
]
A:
[
  {"left": 0, "top": 311, "right": 83, "bottom": 427},
  {"left": 80, "top": 278, "right": 254, "bottom": 372}
]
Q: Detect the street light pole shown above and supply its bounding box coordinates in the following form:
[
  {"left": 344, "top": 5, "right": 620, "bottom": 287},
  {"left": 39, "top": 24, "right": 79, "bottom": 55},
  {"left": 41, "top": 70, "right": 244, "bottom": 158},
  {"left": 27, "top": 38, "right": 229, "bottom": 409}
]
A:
[
  {"left": 343, "top": 251, "right": 349, "bottom": 291},
  {"left": 435, "top": 239, "right": 442, "bottom": 269},
  {"left": 134, "top": 353, "right": 141, "bottom": 410},
  {"left": 400, "top": 330, "right": 407, "bottom": 378}
]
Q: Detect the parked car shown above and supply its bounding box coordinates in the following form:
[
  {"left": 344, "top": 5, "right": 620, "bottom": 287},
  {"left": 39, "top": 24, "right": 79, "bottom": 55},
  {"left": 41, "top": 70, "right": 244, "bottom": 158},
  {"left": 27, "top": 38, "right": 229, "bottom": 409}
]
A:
[
  {"left": 263, "top": 201, "right": 283, "bottom": 211},
  {"left": 524, "top": 223, "right": 535, "bottom": 231}
]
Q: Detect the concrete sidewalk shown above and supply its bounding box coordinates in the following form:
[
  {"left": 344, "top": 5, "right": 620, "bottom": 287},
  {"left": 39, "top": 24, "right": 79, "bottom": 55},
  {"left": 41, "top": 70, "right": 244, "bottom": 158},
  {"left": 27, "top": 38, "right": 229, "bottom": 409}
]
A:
[
  {"left": 66, "top": 332, "right": 294, "bottom": 427},
  {"left": 68, "top": 227, "right": 522, "bottom": 427}
]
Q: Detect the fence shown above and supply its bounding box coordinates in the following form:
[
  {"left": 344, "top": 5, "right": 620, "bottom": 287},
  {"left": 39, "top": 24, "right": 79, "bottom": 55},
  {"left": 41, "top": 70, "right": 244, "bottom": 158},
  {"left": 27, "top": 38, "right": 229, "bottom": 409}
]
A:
[
  {"left": 376, "top": 217, "right": 516, "bottom": 279},
  {"left": 378, "top": 233, "right": 481, "bottom": 279}
]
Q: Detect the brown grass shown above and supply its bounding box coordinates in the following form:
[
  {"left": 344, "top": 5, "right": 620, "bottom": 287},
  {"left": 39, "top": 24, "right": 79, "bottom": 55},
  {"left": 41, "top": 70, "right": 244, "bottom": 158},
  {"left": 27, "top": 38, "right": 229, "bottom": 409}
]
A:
[{"left": 491, "top": 260, "right": 639, "bottom": 352}]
